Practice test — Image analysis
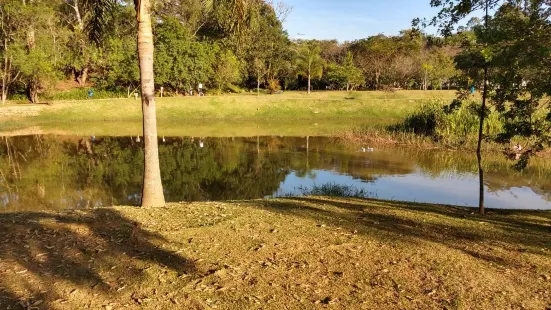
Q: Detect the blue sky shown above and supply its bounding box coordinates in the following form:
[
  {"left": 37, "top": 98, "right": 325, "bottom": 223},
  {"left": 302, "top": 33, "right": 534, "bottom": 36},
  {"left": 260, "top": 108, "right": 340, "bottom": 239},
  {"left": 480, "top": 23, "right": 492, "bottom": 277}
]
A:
[{"left": 282, "top": 0, "right": 442, "bottom": 41}]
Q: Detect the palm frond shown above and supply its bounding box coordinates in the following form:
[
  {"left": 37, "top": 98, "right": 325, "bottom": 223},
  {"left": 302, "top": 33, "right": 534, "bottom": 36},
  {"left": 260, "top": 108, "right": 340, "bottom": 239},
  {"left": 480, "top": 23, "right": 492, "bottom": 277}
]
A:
[{"left": 80, "top": 0, "right": 117, "bottom": 45}]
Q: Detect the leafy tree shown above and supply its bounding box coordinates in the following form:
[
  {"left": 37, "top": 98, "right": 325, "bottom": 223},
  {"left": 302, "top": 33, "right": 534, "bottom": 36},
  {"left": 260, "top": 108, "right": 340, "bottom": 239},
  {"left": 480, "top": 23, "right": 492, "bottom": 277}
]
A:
[
  {"left": 213, "top": 48, "right": 241, "bottom": 92},
  {"left": 324, "top": 64, "right": 347, "bottom": 90},
  {"left": 154, "top": 17, "right": 215, "bottom": 94},
  {"left": 0, "top": 1, "right": 25, "bottom": 104},
  {"left": 427, "top": 0, "right": 494, "bottom": 214},
  {"left": 97, "top": 36, "right": 140, "bottom": 95},
  {"left": 6, "top": 0, "right": 59, "bottom": 103},
  {"left": 325, "top": 52, "right": 364, "bottom": 90},
  {"left": 427, "top": 0, "right": 551, "bottom": 215},
  {"left": 483, "top": 2, "right": 551, "bottom": 167},
  {"left": 342, "top": 52, "right": 365, "bottom": 91},
  {"left": 61, "top": 0, "right": 118, "bottom": 86}
]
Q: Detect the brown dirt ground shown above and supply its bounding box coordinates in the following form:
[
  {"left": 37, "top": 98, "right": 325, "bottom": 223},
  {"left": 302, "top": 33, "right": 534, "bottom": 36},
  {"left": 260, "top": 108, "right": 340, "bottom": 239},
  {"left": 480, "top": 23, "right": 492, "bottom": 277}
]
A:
[{"left": 0, "top": 197, "right": 550, "bottom": 310}]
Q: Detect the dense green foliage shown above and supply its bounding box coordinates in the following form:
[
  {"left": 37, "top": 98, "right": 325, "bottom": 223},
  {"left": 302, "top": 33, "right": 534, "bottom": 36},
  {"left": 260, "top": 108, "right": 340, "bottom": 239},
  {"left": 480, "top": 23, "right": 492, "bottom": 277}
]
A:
[
  {"left": 427, "top": 0, "right": 551, "bottom": 168},
  {"left": 395, "top": 97, "right": 502, "bottom": 144},
  {"left": 0, "top": 0, "right": 473, "bottom": 103}
]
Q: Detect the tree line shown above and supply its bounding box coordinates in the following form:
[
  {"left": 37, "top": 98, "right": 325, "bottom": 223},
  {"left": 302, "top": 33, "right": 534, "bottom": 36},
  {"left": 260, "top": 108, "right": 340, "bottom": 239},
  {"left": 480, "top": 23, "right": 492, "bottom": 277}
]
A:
[{"left": 1, "top": 0, "right": 485, "bottom": 104}]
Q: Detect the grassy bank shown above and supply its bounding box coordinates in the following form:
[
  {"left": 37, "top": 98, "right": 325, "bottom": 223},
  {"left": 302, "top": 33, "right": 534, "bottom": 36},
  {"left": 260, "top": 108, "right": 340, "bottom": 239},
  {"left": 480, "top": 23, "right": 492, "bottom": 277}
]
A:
[
  {"left": 0, "top": 90, "right": 456, "bottom": 136},
  {"left": 338, "top": 97, "right": 548, "bottom": 153},
  {"left": 0, "top": 197, "right": 549, "bottom": 309},
  {"left": 0, "top": 119, "right": 381, "bottom": 138}
]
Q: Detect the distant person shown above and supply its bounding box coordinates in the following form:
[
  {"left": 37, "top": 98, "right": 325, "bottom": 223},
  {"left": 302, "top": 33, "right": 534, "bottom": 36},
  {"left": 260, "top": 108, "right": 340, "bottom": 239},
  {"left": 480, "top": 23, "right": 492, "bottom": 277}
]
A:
[
  {"left": 134, "top": 92, "right": 139, "bottom": 100},
  {"left": 198, "top": 83, "right": 203, "bottom": 96},
  {"left": 88, "top": 89, "right": 94, "bottom": 99},
  {"left": 470, "top": 86, "right": 475, "bottom": 94}
]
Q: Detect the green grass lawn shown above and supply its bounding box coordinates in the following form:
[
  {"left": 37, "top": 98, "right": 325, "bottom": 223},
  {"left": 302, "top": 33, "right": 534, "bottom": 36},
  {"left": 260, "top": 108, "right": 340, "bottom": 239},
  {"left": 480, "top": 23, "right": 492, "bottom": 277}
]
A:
[
  {"left": 0, "top": 90, "right": 457, "bottom": 136},
  {"left": 0, "top": 197, "right": 549, "bottom": 309}
]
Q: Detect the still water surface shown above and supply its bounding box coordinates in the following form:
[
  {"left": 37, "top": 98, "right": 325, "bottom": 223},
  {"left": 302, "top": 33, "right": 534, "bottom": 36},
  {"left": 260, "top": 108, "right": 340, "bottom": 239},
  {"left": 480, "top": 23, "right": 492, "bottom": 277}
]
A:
[{"left": 0, "top": 135, "right": 549, "bottom": 212}]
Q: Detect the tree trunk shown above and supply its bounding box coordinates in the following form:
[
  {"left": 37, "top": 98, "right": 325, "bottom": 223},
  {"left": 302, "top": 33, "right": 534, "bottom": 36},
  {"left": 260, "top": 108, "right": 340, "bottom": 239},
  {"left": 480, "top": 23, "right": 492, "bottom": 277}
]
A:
[
  {"left": 26, "top": 18, "right": 38, "bottom": 103},
  {"left": 477, "top": 0, "right": 489, "bottom": 215},
  {"left": 76, "top": 67, "right": 89, "bottom": 87},
  {"left": 1, "top": 74, "right": 7, "bottom": 105},
  {"left": 136, "top": 0, "right": 165, "bottom": 207},
  {"left": 72, "top": 0, "right": 84, "bottom": 31},
  {"left": 26, "top": 29, "right": 35, "bottom": 51},
  {"left": 2, "top": 39, "right": 8, "bottom": 105},
  {"left": 307, "top": 74, "right": 311, "bottom": 94},
  {"left": 423, "top": 70, "right": 428, "bottom": 91},
  {"left": 29, "top": 83, "right": 39, "bottom": 104},
  {"left": 477, "top": 66, "right": 488, "bottom": 215},
  {"left": 257, "top": 77, "right": 260, "bottom": 96}
]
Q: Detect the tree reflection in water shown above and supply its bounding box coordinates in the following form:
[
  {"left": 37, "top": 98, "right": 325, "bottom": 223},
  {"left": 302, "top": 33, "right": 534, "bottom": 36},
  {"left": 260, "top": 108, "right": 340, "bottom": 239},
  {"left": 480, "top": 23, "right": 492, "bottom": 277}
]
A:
[{"left": 0, "top": 135, "right": 550, "bottom": 212}]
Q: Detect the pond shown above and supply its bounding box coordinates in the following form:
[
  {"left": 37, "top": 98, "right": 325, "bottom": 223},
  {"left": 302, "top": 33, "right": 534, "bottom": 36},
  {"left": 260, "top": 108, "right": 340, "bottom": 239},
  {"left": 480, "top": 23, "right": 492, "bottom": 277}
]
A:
[{"left": 0, "top": 135, "right": 550, "bottom": 212}]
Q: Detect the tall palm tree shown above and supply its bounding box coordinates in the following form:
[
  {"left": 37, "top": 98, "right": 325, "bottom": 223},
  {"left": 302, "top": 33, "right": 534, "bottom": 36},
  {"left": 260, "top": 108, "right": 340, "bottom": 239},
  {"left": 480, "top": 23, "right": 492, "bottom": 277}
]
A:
[
  {"left": 75, "top": 0, "right": 165, "bottom": 207},
  {"left": 135, "top": 0, "right": 165, "bottom": 207}
]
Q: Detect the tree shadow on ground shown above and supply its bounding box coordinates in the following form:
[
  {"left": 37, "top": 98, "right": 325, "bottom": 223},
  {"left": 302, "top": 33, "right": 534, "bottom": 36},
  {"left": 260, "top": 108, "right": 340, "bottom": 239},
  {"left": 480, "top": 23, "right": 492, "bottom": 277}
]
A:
[
  {"left": 246, "top": 197, "right": 551, "bottom": 267},
  {"left": 0, "top": 208, "right": 196, "bottom": 309}
]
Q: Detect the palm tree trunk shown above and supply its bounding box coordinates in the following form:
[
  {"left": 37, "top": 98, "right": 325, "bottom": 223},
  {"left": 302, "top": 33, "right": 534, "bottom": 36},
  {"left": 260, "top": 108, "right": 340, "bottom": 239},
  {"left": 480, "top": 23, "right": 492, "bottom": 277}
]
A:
[
  {"left": 136, "top": 0, "right": 165, "bottom": 207},
  {"left": 308, "top": 74, "right": 311, "bottom": 94}
]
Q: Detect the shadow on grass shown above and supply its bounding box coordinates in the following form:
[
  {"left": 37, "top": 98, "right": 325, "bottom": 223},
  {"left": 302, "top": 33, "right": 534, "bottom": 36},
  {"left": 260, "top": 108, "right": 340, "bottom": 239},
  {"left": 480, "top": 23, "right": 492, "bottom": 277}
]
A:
[
  {"left": 0, "top": 208, "right": 196, "bottom": 309},
  {"left": 247, "top": 197, "right": 551, "bottom": 266}
]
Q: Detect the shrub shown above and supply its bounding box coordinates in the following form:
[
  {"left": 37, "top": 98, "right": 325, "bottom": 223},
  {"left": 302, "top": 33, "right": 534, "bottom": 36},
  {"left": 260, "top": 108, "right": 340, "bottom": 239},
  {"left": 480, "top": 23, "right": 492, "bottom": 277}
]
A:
[
  {"left": 267, "top": 79, "right": 281, "bottom": 94},
  {"left": 297, "top": 183, "right": 376, "bottom": 198},
  {"left": 392, "top": 98, "right": 503, "bottom": 144},
  {"left": 45, "top": 88, "right": 126, "bottom": 100}
]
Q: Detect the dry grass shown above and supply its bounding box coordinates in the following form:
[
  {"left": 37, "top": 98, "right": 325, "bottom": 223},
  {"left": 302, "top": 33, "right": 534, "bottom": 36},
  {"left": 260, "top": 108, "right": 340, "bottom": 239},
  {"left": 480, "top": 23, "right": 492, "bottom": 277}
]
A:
[{"left": 0, "top": 197, "right": 550, "bottom": 309}]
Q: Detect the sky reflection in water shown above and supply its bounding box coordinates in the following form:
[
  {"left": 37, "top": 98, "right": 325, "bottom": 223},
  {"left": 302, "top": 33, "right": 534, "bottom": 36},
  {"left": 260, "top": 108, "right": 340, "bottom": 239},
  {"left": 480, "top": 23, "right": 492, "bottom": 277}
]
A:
[{"left": 0, "top": 135, "right": 549, "bottom": 212}]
